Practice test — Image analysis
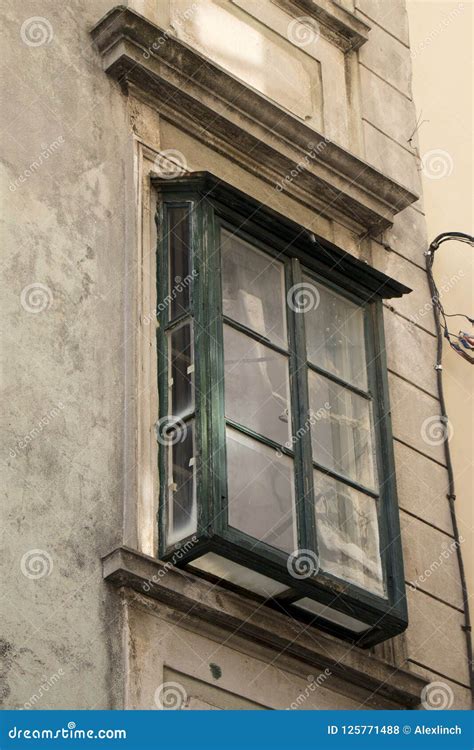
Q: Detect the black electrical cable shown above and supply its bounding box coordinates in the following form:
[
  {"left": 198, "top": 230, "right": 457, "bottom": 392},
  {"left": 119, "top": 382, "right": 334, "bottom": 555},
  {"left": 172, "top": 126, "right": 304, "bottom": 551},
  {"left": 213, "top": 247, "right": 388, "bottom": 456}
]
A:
[{"left": 425, "top": 231, "right": 474, "bottom": 700}]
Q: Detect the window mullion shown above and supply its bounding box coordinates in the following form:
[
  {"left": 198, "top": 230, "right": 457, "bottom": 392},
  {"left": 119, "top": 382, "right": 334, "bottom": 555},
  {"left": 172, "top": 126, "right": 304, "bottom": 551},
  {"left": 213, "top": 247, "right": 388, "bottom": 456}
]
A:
[
  {"left": 194, "top": 201, "right": 226, "bottom": 539},
  {"left": 366, "top": 300, "right": 405, "bottom": 608},
  {"left": 286, "top": 258, "right": 317, "bottom": 559}
]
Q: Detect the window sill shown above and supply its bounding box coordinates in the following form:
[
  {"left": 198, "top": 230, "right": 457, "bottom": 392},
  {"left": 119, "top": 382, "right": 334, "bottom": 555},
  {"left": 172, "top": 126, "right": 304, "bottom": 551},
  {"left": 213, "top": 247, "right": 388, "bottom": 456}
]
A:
[{"left": 102, "top": 546, "right": 427, "bottom": 708}]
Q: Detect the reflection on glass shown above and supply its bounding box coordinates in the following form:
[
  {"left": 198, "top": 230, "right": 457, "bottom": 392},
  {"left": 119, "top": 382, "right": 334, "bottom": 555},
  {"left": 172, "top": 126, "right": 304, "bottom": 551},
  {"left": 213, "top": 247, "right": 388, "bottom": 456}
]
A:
[
  {"left": 304, "top": 277, "right": 367, "bottom": 390},
  {"left": 221, "top": 230, "right": 287, "bottom": 349},
  {"left": 314, "top": 471, "right": 384, "bottom": 597},
  {"left": 190, "top": 553, "right": 289, "bottom": 598},
  {"left": 308, "top": 371, "right": 378, "bottom": 491},
  {"left": 227, "top": 428, "right": 296, "bottom": 553},
  {"left": 168, "top": 206, "right": 191, "bottom": 319},
  {"left": 168, "top": 323, "right": 193, "bottom": 419},
  {"left": 224, "top": 325, "right": 290, "bottom": 445},
  {"left": 166, "top": 422, "right": 196, "bottom": 546},
  {"left": 293, "top": 597, "right": 369, "bottom": 633}
]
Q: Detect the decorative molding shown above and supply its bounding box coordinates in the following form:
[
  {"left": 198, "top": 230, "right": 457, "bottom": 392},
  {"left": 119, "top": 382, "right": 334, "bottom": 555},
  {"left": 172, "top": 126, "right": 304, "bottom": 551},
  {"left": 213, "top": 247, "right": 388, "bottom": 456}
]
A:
[
  {"left": 91, "top": 7, "right": 418, "bottom": 234},
  {"left": 271, "top": 0, "right": 371, "bottom": 51},
  {"left": 103, "top": 546, "right": 428, "bottom": 708}
]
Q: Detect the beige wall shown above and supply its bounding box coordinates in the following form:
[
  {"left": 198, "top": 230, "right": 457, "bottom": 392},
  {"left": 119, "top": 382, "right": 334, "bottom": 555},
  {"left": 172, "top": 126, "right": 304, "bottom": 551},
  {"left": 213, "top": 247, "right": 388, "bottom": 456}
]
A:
[
  {"left": 406, "top": 0, "right": 473, "bottom": 624},
  {"left": 1, "top": 0, "right": 471, "bottom": 710}
]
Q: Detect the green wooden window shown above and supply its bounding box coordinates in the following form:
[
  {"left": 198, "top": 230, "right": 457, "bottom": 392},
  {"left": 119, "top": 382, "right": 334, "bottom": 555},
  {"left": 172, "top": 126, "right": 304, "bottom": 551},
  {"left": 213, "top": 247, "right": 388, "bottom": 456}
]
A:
[{"left": 154, "top": 173, "right": 410, "bottom": 648}]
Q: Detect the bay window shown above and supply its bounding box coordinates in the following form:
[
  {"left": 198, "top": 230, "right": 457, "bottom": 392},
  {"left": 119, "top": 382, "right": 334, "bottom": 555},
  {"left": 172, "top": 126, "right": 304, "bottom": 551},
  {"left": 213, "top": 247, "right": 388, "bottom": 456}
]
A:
[{"left": 154, "top": 173, "right": 409, "bottom": 647}]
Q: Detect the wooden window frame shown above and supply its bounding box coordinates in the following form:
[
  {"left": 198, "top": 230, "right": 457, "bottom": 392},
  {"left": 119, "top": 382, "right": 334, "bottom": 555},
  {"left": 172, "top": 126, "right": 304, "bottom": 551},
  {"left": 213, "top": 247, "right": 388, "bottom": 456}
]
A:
[{"left": 153, "top": 172, "right": 410, "bottom": 648}]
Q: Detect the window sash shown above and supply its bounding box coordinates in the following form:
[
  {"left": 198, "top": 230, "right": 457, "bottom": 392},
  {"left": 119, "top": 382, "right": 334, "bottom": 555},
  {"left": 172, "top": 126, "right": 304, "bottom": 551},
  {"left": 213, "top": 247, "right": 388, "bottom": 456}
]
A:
[
  {"left": 216, "top": 226, "right": 386, "bottom": 598},
  {"left": 157, "top": 196, "right": 397, "bottom": 609}
]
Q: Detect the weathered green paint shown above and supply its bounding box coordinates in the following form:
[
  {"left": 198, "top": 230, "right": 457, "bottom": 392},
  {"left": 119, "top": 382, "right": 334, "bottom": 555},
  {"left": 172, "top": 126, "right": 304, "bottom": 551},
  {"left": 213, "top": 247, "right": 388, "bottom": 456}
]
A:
[{"left": 153, "top": 174, "right": 409, "bottom": 648}]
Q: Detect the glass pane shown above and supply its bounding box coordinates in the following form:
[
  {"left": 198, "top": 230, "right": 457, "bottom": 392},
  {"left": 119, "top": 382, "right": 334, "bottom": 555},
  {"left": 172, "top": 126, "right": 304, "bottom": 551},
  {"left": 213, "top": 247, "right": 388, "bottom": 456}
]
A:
[
  {"left": 224, "top": 325, "right": 291, "bottom": 445},
  {"left": 168, "top": 323, "right": 193, "bottom": 419},
  {"left": 293, "top": 598, "right": 369, "bottom": 633},
  {"left": 190, "top": 553, "right": 289, "bottom": 598},
  {"left": 221, "top": 229, "right": 287, "bottom": 349},
  {"left": 168, "top": 206, "right": 191, "bottom": 319},
  {"left": 314, "top": 471, "right": 384, "bottom": 597},
  {"left": 304, "top": 277, "right": 367, "bottom": 390},
  {"left": 227, "top": 428, "right": 296, "bottom": 553},
  {"left": 308, "top": 371, "right": 378, "bottom": 491},
  {"left": 166, "top": 422, "right": 196, "bottom": 546}
]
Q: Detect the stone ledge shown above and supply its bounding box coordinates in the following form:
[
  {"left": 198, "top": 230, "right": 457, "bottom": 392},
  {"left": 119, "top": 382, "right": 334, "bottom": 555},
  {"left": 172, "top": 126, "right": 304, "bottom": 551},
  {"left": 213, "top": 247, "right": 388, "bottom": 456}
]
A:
[
  {"left": 91, "top": 6, "right": 418, "bottom": 234},
  {"left": 272, "top": 0, "right": 371, "bottom": 51},
  {"left": 103, "top": 546, "right": 428, "bottom": 708}
]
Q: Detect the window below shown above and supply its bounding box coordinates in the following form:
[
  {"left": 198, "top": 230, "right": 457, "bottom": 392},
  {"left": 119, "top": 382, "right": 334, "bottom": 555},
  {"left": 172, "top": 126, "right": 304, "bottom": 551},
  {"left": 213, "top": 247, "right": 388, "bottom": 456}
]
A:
[{"left": 154, "top": 173, "right": 410, "bottom": 648}]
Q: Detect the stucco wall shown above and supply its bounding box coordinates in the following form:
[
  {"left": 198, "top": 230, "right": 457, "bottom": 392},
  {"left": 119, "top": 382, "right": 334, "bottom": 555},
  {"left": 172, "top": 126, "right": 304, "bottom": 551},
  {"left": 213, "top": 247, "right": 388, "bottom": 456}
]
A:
[
  {"left": 1, "top": 0, "right": 470, "bottom": 709},
  {"left": 2, "top": 0, "right": 129, "bottom": 709}
]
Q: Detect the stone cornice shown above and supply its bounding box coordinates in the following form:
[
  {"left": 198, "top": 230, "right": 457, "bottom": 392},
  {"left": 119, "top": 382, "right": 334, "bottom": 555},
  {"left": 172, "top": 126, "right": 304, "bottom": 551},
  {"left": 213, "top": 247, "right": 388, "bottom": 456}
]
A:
[
  {"left": 103, "top": 546, "right": 427, "bottom": 708},
  {"left": 91, "top": 7, "right": 418, "bottom": 234},
  {"left": 271, "top": 0, "right": 371, "bottom": 51}
]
